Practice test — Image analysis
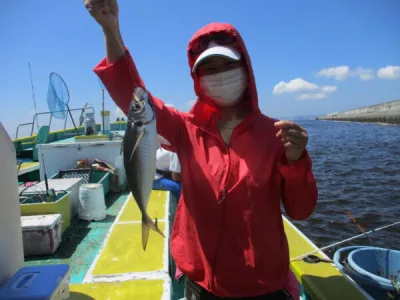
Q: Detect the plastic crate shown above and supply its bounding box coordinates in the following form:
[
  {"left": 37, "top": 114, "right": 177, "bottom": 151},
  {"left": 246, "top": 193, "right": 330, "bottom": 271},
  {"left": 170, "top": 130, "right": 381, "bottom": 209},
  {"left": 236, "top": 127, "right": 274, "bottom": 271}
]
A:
[
  {"left": 53, "top": 168, "right": 91, "bottom": 184},
  {"left": 50, "top": 168, "right": 110, "bottom": 195}
]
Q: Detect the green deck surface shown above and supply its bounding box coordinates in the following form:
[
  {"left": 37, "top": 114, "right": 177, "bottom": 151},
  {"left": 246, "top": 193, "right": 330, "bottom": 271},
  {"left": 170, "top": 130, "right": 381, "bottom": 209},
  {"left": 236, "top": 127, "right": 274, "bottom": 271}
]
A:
[{"left": 23, "top": 190, "right": 129, "bottom": 284}]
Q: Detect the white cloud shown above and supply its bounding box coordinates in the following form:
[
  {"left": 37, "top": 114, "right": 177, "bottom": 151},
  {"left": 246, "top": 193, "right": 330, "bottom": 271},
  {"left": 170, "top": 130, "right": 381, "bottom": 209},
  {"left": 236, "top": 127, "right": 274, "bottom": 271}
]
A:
[
  {"left": 317, "top": 66, "right": 374, "bottom": 81},
  {"left": 272, "top": 78, "right": 337, "bottom": 100},
  {"left": 377, "top": 66, "right": 400, "bottom": 79},
  {"left": 272, "top": 78, "right": 318, "bottom": 95},
  {"left": 297, "top": 93, "right": 328, "bottom": 101},
  {"left": 353, "top": 67, "right": 375, "bottom": 80},
  {"left": 272, "top": 78, "right": 338, "bottom": 101},
  {"left": 320, "top": 85, "right": 337, "bottom": 93},
  {"left": 317, "top": 66, "right": 350, "bottom": 81}
]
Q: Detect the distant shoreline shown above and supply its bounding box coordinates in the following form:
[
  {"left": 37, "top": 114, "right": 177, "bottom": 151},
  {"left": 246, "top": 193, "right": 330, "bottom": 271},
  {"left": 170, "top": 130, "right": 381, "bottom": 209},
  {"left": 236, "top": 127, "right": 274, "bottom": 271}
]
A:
[{"left": 316, "top": 99, "right": 400, "bottom": 125}]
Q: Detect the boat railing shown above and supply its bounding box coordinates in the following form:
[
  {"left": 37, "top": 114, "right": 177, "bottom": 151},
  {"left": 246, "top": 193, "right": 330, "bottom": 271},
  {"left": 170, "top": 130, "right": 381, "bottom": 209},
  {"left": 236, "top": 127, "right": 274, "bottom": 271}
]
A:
[{"left": 15, "top": 106, "right": 95, "bottom": 139}]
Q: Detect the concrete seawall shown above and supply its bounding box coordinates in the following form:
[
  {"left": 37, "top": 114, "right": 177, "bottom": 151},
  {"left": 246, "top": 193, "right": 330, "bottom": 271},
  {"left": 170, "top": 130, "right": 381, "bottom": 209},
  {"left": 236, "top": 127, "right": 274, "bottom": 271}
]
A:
[{"left": 317, "top": 99, "right": 400, "bottom": 125}]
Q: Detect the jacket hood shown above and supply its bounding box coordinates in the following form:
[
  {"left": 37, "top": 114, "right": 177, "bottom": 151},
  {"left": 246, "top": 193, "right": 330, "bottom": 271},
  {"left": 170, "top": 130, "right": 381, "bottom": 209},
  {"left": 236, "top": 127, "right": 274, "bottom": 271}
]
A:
[{"left": 187, "top": 23, "right": 260, "bottom": 127}]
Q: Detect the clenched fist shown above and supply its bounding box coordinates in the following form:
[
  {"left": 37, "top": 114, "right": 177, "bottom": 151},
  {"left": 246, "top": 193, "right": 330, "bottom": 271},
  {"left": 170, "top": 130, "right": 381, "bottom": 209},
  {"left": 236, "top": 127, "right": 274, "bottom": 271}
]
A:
[{"left": 83, "top": 0, "right": 119, "bottom": 32}]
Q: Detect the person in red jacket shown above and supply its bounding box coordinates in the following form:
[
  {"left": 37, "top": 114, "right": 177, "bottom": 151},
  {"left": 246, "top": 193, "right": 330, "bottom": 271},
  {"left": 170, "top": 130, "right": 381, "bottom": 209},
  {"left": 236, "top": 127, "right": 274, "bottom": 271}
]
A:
[{"left": 84, "top": 1, "right": 318, "bottom": 299}]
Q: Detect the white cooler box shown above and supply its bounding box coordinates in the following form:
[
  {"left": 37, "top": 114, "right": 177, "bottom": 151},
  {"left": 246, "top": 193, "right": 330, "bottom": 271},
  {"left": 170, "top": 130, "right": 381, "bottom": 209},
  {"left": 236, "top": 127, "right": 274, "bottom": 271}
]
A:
[{"left": 21, "top": 214, "right": 62, "bottom": 256}]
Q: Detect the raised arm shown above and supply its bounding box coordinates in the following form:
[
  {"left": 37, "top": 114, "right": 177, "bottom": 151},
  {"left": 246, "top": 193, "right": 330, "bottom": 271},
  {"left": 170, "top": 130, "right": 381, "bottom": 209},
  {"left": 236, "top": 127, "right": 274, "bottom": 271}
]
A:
[
  {"left": 278, "top": 150, "right": 318, "bottom": 220},
  {"left": 273, "top": 120, "right": 318, "bottom": 220},
  {"left": 84, "top": 0, "right": 185, "bottom": 150}
]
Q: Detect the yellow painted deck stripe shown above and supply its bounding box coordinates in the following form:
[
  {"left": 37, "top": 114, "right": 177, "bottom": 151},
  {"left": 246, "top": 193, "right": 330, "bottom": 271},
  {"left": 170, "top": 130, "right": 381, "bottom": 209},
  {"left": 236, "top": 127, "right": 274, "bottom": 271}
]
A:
[
  {"left": 119, "top": 190, "right": 167, "bottom": 222},
  {"left": 78, "top": 191, "right": 368, "bottom": 299},
  {"left": 284, "top": 216, "right": 367, "bottom": 300},
  {"left": 84, "top": 190, "right": 169, "bottom": 277},
  {"left": 92, "top": 223, "right": 166, "bottom": 275},
  {"left": 70, "top": 279, "right": 165, "bottom": 299}
]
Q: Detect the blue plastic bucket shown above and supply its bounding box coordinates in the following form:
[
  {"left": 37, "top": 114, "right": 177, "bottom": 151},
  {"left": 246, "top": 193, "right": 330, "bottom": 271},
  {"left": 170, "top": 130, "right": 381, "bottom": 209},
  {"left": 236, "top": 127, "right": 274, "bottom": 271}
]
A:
[
  {"left": 333, "top": 246, "right": 379, "bottom": 286},
  {"left": 333, "top": 246, "right": 391, "bottom": 299},
  {"left": 348, "top": 247, "right": 400, "bottom": 292},
  {"left": 333, "top": 246, "right": 367, "bottom": 273}
]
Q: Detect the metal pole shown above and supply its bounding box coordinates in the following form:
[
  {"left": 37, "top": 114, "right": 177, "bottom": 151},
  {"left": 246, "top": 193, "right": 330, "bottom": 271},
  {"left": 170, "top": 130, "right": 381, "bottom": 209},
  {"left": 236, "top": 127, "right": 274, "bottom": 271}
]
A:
[
  {"left": 66, "top": 104, "right": 79, "bottom": 135},
  {"left": 102, "top": 88, "right": 105, "bottom": 134},
  {"left": 28, "top": 63, "right": 39, "bottom": 131}
]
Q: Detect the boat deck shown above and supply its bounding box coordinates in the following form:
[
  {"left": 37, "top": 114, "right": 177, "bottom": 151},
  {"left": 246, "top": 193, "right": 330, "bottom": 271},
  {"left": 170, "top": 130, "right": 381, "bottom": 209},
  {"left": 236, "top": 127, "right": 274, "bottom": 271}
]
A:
[
  {"left": 22, "top": 189, "right": 371, "bottom": 300},
  {"left": 15, "top": 128, "right": 371, "bottom": 300},
  {"left": 17, "top": 161, "right": 39, "bottom": 176},
  {"left": 20, "top": 187, "right": 371, "bottom": 299},
  {"left": 284, "top": 217, "right": 369, "bottom": 299},
  {"left": 24, "top": 189, "right": 171, "bottom": 299}
]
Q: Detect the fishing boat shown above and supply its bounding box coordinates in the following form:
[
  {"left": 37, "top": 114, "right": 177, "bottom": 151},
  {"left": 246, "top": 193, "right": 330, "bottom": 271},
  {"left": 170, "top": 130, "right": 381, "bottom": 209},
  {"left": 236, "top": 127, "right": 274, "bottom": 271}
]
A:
[{"left": 1, "top": 106, "right": 398, "bottom": 300}]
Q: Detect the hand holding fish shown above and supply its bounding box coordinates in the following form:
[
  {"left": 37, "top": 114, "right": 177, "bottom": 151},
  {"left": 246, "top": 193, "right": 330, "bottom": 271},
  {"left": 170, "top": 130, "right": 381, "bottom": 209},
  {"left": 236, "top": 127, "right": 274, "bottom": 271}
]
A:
[
  {"left": 83, "top": 0, "right": 119, "bottom": 32},
  {"left": 274, "top": 120, "right": 308, "bottom": 163}
]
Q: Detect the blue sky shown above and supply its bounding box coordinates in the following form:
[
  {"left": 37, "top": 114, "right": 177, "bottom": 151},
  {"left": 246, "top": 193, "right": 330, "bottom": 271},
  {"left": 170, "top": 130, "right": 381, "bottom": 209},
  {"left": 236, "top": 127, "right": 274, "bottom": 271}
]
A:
[{"left": 1, "top": 0, "right": 400, "bottom": 138}]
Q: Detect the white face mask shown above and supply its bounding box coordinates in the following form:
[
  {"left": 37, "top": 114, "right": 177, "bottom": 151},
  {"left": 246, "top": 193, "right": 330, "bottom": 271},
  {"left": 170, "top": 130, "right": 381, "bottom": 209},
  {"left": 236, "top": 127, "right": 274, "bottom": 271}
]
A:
[{"left": 200, "top": 67, "right": 247, "bottom": 107}]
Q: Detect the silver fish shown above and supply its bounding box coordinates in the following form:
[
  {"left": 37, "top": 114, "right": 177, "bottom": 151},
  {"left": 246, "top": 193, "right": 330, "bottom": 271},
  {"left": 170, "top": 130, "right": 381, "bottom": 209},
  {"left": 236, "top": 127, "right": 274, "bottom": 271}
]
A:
[{"left": 123, "top": 87, "right": 165, "bottom": 250}]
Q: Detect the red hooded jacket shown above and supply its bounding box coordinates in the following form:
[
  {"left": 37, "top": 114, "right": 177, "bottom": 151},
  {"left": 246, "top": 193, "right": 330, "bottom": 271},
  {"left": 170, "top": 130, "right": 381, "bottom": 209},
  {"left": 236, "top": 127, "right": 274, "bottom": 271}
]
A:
[{"left": 94, "top": 23, "right": 318, "bottom": 298}]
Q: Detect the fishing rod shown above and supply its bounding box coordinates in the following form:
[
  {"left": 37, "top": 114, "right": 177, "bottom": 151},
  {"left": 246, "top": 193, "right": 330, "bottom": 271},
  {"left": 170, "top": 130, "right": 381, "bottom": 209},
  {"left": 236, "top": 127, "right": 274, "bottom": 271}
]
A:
[
  {"left": 28, "top": 62, "right": 40, "bottom": 132},
  {"left": 41, "top": 153, "right": 51, "bottom": 201},
  {"left": 290, "top": 220, "right": 400, "bottom": 261},
  {"left": 29, "top": 63, "right": 55, "bottom": 201}
]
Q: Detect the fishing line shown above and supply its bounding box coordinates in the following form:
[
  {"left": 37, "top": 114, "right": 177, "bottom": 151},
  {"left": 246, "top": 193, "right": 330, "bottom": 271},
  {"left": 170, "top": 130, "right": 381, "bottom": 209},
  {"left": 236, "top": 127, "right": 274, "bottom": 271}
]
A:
[
  {"left": 290, "top": 220, "right": 400, "bottom": 262},
  {"left": 345, "top": 210, "right": 384, "bottom": 275}
]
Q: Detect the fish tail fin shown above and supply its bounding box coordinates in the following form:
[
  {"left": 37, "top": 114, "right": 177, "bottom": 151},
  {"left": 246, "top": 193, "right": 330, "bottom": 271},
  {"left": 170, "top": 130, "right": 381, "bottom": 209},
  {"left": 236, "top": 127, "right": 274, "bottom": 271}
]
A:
[
  {"left": 141, "top": 214, "right": 165, "bottom": 251},
  {"left": 141, "top": 222, "right": 150, "bottom": 251}
]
